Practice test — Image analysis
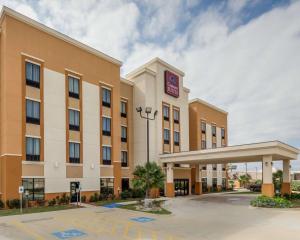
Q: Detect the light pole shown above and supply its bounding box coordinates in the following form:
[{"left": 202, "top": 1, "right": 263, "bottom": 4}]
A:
[{"left": 136, "top": 106, "right": 157, "bottom": 199}]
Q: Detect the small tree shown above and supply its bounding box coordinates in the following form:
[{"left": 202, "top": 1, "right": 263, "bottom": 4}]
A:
[
  {"left": 238, "top": 174, "right": 251, "bottom": 188},
  {"left": 132, "top": 162, "right": 165, "bottom": 199},
  {"left": 273, "top": 170, "right": 283, "bottom": 193}
]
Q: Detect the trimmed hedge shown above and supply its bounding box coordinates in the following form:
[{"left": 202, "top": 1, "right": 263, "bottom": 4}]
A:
[{"left": 251, "top": 195, "right": 292, "bottom": 208}]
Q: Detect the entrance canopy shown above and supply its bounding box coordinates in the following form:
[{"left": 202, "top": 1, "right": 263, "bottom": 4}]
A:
[{"left": 160, "top": 141, "right": 299, "bottom": 165}]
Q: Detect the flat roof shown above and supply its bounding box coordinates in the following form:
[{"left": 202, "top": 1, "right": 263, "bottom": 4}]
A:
[
  {"left": 189, "top": 98, "right": 228, "bottom": 115},
  {"left": 0, "top": 6, "right": 122, "bottom": 66},
  {"left": 160, "top": 141, "right": 299, "bottom": 164}
]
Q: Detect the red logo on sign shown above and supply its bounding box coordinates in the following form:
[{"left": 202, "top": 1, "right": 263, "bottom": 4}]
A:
[{"left": 165, "top": 71, "right": 179, "bottom": 98}]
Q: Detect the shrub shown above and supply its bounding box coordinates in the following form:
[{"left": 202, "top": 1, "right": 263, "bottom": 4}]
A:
[
  {"left": 251, "top": 195, "right": 291, "bottom": 208},
  {"left": 48, "top": 198, "right": 56, "bottom": 206},
  {"left": 6, "top": 199, "right": 21, "bottom": 209},
  {"left": 89, "top": 193, "right": 99, "bottom": 202},
  {"left": 81, "top": 195, "right": 86, "bottom": 203},
  {"left": 292, "top": 181, "right": 300, "bottom": 191},
  {"left": 284, "top": 193, "right": 300, "bottom": 200},
  {"left": 131, "top": 188, "right": 145, "bottom": 198},
  {"left": 99, "top": 193, "right": 108, "bottom": 201},
  {"left": 0, "top": 199, "right": 4, "bottom": 209},
  {"left": 120, "top": 190, "right": 132, "bottom": 200}
]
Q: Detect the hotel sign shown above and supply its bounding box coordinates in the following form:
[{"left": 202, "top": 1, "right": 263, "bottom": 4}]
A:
[{"left": 164, "top": 70, "right": 179, "bottom": 98}]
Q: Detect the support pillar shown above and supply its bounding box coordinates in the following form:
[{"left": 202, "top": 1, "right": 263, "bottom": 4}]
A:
[
  {"left": 195, "top": 164, "right": 202, "bottom": 195},
  {"left": 281, "top": 159, "right": 291, "bottom": 195},
  {"left": 207, "top": 164, "right": 212, "bottom": 192},
  {"left": 262, "top": 155, "right": 274, "bottom": 197},
  {"left": 217, "top": 164, "right": 223, "bottom": 192},
  {"left": 165, "top": 163, "right": 175, "bottom": 197}
]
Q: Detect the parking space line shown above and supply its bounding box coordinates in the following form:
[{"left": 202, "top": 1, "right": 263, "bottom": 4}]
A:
[{"left": 10, "top": 220, "right": 45, "bottom": 240}]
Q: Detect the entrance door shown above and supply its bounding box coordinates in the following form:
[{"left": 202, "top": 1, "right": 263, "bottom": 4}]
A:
[
  {"left": 174, "top": 179, "right": 189, "bottom": 196},
  {"left": 70, "top": 182, "right": 80, "bottom": 203}
]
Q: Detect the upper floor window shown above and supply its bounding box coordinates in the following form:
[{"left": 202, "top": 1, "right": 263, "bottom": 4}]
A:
[
  {"left": 212, "top": 125, "right": 216, "bottom": 137},
  {"left": 69, "top": 142, "right": 80, "bottom": 163},
  {"left": 164, "top": 129, "right": 170, "bottom": 144},
  {"left": 121, "top": 126, "right": 127, "bottom": 142},
  {"left": 120, "top": 101, "right": 127, "bottom": 118},
  {"left": 201, "top": 140, "right": 206, "bottom": 149},
  {"left": 26, "top": 137, "right": 40, "bottom": 161},
  {"left": 202, "top": 166, "right": 207, "bottom": 170},
  {"left": 68, "top": 76, "right": 80, "bottom": 99},
  {"left": 221, "top": 128, "right": 225, "bottom": 139},
  {"left": 163, "top": 105, "right": 169, "bottom": 121},
  {"left": 174, "top": 131, "right": 180, "bottom": 146},
  {"left": 212, "top": 143, "right": 217, "bottom": 149},
  {"left": 26, "top": 99, "right": 40, "bottom": 124},
  {"left": 121, "top": 151, "right": 128, "bottom": 167},
  {"left": 173, "top": 109, "right": 179, "bottom": 124},
  {"left": 26, "top": 62, "right": 40, "bottom": 88},
  {"left": 102, "top": 88, "right": 111, "bottom": 108},
  {"left": 201, "top": 121, "right": 206, "bottom": 134},
  {"left": 102, "top": 117, "right": 111, "bottom": 136},
  {"left": 69, "top": 109, "right": 80, "bottom": 131},
  {"left": 102, "top": 146, "right": 111, "bottom": 165}
]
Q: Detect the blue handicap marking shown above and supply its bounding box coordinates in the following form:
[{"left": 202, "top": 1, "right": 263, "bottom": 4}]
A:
[
  {"left": 52, "top": 229, "right": 86, "bottom": 239},
  {"left": 130, "top": 217, "right": 155, "bottom": 223},
  {"left": 103, "top": 203, "right": 122, "bottom": 208}
]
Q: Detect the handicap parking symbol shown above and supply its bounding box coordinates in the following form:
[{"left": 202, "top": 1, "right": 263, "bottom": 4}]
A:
[
  {"left": 52, "top": 229, "right": 86, "bottom": 239},
  {"left": 130, "top": 217, "right": 155, "bottom": 223}
]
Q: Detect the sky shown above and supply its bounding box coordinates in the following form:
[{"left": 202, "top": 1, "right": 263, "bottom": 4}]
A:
[{"left": 1, "top": 0, "right": 299, "bottom": 171}]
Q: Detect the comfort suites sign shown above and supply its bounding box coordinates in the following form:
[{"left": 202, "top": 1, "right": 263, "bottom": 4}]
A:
[{"left": 164, "top": 70, "right": 179, "bottom": 98}]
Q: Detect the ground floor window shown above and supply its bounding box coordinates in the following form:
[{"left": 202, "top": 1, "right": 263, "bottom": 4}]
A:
[
  {"left": 122, "top": 178, "right": 130, "bottom": 191},
  {"left": 100, "top": 178, "right": 114, "bottom": 195},
  {"left": 222, "top": 178, "right": 227, "bottom": 190},
  {"left": 22, "top": 178, "right": 44, "bottom": 201},
  {"left": 212, "top": 178, "right": 217, "bottom": 192},
  {"left": 202, "top": 178, "right": 208, "bottom": 193},
  {"left": 174, "top": 179, "right": 189, "bottom": 196}
]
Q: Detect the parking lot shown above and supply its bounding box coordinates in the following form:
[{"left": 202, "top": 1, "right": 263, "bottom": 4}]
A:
[{"left": 0, "top": 192, "right": 300, "bottom": 240}]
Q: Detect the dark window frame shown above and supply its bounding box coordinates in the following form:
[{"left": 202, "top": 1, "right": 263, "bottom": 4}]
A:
[
  {"left": 68, "top": 76, "right": 80, "bottom": 99},
  {"left": 121, "top": 151, "right": 128, "bottom": 167},
  {"left": 163, "top": 105, "right": 169, "bottom": 121},
  {"left": 201, "top": 140, "right": 206, "bottom": 149},
  {"left": 26, "top": 99, "right": 40, "bottom": 125},
  {"left": 121, "top": 126, "right": 127, "bottom": 142},
  {"left": 100, "top": 178, "right": 114, "bottom": 195},
  {"left": 102, "top": 117, "right": 111, "bottom": 136},
  {"left": 26, "top": 137, "right": 40, "bottom": 161},
  {"left": 120, "top": 101, "right": 127, "bottom": 118},
  {"left": 102, "top": 146, "right": 111, "bottom": 165},
  {"left": 174, "top": 131, "right": 180, "bottom": 146},
  {"left": 69, "top": 142, "right": 80, "bottom": 163},
  {"left": 221, "top": 128, "right": 225, "bottom": 139},
  {"left": 69, "top": 109, "right": 80, "bottom": 131},
  {"left": 164, "top": 129, "right": 170, "bottom": 144},
  {"left": 26, "top": 62, "right": 40, "bottom": 88},
  {"left": 173, "top": 109, "right": 180, "bottom": 124},
  {"left": 22, "top": 178, "right": 45, "bottom": 201},
  {"left": 212, "top": 125, "right": 216, "bottom": 137},
  {"left": 201, "top": 121, "right": 206, "bottom": 134},
  {"left": 102, "top": 88, "right": 111, "bottom": 108}
]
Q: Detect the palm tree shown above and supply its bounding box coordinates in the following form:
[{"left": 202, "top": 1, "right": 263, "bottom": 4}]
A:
[
  {"left": 238, "top": 174, "right": 251, "bottom": 188},
  {"left": 132, "top": 162, "right": 165, "bottom": 199}
]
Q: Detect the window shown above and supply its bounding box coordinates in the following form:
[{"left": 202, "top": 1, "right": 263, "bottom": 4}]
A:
[
  {"left": 201, "top": 140, "right": 206, "bottom": 149},
  {"left": 201, "top": 121, "right": 206, "bottom": 133},
  {"left": 164, "top": 129, "right": 170, "bottom": 144},
  {"left": 163, "top": 105, "right": 169, "bottom": 121},
  {"left": 173, "top": 109, "right": 179, "bottom": 123},
  {"left": 102, "top": 146, "right": 111, "bottom": 165},
  {"left": 26, "top": 137, "right": 40, "bottom": 161},
  {"left": 100, "top": 178, "right": 114, "bottom": 195},
  {"left": 121, "top": 126, "right": 127, "bottom": 142},
  {"left": 212, "top": 143, "right": 217, "bottom": 149},
  {"left": 22, "top": 178, "right": 44, "bottom": 201},
  {"left": 222, "top": 167, "right": 226, "bottom": 171},
  {"left": 221, "top": 128, "right": 225, "bottom": 139},
  {"left": 122, "top": 178, "right": 129, "bottom": 191},
  {"left": 26, "top": 62, "right": 40, "bottom": 88},
  {"left": 213, "top": 165, "right": 217, "bottom": 171},
  {"left": 102, "top": 88, "right": 111, "bottom": 107},
  {"left": 120, "top": 101, "right": 127, "bottom": 118},
  {"left": 69, "top": 142, "right": 80, "bottom": 163},
  {"left": 26, "top": 99, "right": 40, "bottom": 124},
  {"left": 102, "top": 117, "right": 111, "bottom": 136},
  {"left": 121, "top": 151, "right": 128, "bottom": 167},
  {"left": 174, "top": 131, "right": 180, "bottom": 146},
  {"left": 212, "top": 125, "right": 216, "bottom": 137},
  {"left": 69, "top": 109, "right": 80, "bottom": 131},
  {"left": 202, "top": 166, "right": 207, "bottom": 170},
  {"left": 68, "top": 76, "right": 80, "bottom": 99}
]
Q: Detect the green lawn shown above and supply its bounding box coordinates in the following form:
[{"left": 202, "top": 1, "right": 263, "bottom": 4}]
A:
[
  {"left": 0, "top": 205, "right": 78, "bottom": 217},
  {"left": 91, "top": 198, "right": 142, "bottom": 206},
  {"left": 118, "top": 203, "right": 171, "bottom": 215}
]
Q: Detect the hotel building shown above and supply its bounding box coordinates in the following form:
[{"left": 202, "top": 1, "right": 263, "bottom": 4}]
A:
[{"left": 0, "top": 7, "right": 298, "bottom": 204}]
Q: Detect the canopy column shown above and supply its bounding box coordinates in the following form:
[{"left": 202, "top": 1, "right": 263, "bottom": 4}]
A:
[
  {"left": 281, "top": 159, "right": 291, "bottom": 195},
  {"left": 262, "top": 155, "right": 274, "bottom": 197},
  {"left": 195, "top": 164, "right": 202, "bottom": 195},
  {"left": 165, "top": 163, "right": 175, "bottom": 197}
]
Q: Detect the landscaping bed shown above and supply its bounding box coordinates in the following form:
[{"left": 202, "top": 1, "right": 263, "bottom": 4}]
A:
[
  {"left": 118, "top": 200, "right": 171, "bottom": 215},
  {"left": 250, "top": 193, "right": 300, "bottom": 208}
]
